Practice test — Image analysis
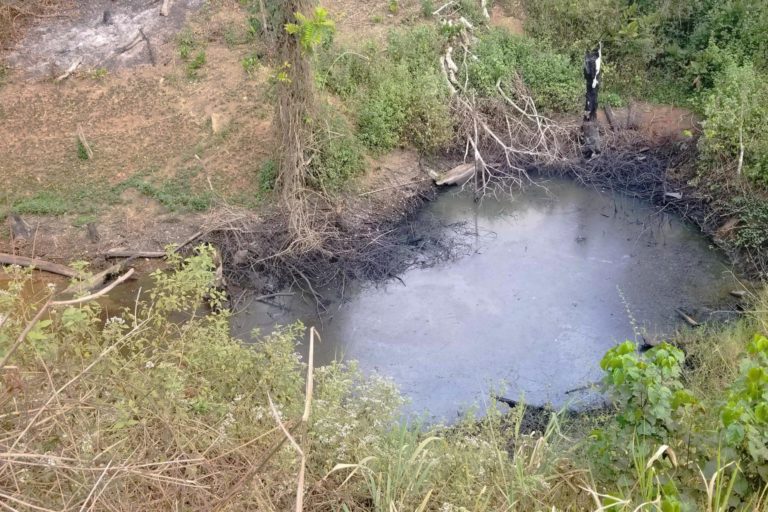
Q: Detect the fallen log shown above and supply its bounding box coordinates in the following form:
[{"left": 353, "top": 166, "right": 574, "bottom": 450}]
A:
[
  {"left": 0, "top": 254, "right": 79, "bottom": 278},
  {"left": 434, "top": 163, "right": 475, "bottom": 186},
  {"left": 105, "top": 249, "right": 166, "bottom": 259}
]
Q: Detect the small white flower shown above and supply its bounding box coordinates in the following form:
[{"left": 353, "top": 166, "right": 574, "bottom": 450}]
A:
[{"left": 144, "top": 361, "right": 155, "bottom": 369}]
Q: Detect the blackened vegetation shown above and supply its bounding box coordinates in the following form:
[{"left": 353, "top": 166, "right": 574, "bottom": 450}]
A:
[{"left": 205, "top": 188, "right": 474, "bottom": 306}]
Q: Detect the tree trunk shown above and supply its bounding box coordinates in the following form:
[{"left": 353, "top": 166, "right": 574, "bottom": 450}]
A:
[{"left": 274, "top": 0, "right": 315, "bottom": 240}]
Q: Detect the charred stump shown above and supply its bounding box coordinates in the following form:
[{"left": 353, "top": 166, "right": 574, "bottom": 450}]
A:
[{"left": 582, "top": 43, "right": 602, "bottom": 159}]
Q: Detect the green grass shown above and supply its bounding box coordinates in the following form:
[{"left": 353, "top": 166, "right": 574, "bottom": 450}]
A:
[
  {"left": 112, "top": 168, "right": 213, "bottom": 212},
  {"left": 186, "top": 50, "right": 207, "bottom": 79}
]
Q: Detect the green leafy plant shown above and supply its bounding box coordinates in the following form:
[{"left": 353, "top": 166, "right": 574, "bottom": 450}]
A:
[
  {"left": 600, "top": 341, "right": 695, "bottom": 440},
  {"left": 187, "top": 50, "right": 207, "bottom": 78},
  {"left": 76, "top": 139, "right": 91, "bottom": 160},
  {"left": 699, "top": 61, "right": 768, "bottom": 183},
  {"left": 720, "top": 334, "right": 768, "bottom": 481},
  {"left": 284, "top": 7, "right": 335, "bottom": 53},
  {"left": 241, "top": 53, "right": 260, "bottom": 77},
  {"left": 420, "top": 0, "right": 434, "bottom": 18}
]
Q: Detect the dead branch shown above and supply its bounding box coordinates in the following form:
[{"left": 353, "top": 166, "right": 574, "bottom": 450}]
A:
[
  {"left": 0, "top": 298, "right": 52, "bottom": 370},
  {"left": 159, "top": 0, "right": 170, "bottom": 16},
  {"left": 139, "top": 27, "right": 155, "bottom": 65},
  {"left": 105, "top": 250, "right": 166, "bottom": 259},
  {"left": 55, "top": 57, "right": 81, "bottom": 82},
  {"left": 0, "top": 253, "right": 79, "bottom": 278},
  {"left": 76, "top": 125, "right": 94, "bottom": 159},
  {"left": 53, "top": 269, "right": 135, "bottom": 307}
]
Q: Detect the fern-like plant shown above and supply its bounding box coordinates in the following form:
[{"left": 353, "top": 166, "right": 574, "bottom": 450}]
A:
[{"left": 284, "top": 7, "right": 335, "bottom": 53}]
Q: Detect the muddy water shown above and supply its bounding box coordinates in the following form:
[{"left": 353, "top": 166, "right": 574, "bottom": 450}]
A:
[{"left": 233, "top": 179, "right": 738, "bottom": 421}]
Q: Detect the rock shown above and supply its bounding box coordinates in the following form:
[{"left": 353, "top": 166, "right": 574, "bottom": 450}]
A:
[{"left": 211, "top": 113, "right": 226, "bottom": 134}]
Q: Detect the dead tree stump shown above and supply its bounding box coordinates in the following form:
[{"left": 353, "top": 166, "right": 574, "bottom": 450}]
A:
[{"left": 581, "top": 43, "right": 602, "bottom": 159}]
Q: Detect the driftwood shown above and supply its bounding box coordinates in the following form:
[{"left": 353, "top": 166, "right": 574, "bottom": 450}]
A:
[
  {"left": 675, "top": 308, "right": 700, "bottom": 327},
  {"left": 730, "top": 290, "right": 747, "bottom": 298},
  {"left": 104, "top": 231, "right": 202, "bottom": 260},
  {"left": 0, "top": 254, "right": 79, "bottom": 278},
  {"left": 55, "top": 57, "right": 82, "bottom": 82},
  {"left": 160, "top": 0, "right": 171, "bottom": 16}
]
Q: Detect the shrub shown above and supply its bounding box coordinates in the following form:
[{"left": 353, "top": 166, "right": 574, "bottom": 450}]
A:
[
  {"left": 309, "top": 109, "right": 366, "bottom": 191},
  {"left": 464, "top": 30, "right": 582, "bottom": 112},
  {"left": 699, "top": 61, "right": 768, "bottom": 183},
  {"left": 321, "top": 26, "right": 452, "bottom": 154}
]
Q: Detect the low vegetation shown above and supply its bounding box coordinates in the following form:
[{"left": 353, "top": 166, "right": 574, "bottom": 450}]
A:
[
  {"left": 3, "top": 1, "right": 768, "bottom": 509},
  {"left": 1, "top": 250, "right": 768, "bottom": 510}
]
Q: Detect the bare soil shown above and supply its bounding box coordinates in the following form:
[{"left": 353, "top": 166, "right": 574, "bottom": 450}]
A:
[{"left": 0, "top": 0, "right": 429, "bottom": 270}]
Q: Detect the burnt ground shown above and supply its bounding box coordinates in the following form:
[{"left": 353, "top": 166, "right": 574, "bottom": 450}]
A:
[{"left": 5, "top": 0, "right": 204, "bottom": 77}]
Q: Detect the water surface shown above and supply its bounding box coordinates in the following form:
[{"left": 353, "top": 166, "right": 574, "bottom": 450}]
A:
[{"left": 233, "top": 180, "right": 738, "bottom": 421}]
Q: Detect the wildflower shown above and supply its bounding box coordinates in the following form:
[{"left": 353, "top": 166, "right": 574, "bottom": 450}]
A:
[{"left": 145, "top": 360, "right": 155, "bottom": 369}]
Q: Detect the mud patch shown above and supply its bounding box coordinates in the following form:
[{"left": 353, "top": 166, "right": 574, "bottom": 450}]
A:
[{"left": 5, "top": 0, "right": 204, "bottom": 77}]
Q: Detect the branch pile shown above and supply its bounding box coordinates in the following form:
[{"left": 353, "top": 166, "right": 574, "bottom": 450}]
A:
[{"left": 203, "top": 189, "right": 473, "bottom": 304}]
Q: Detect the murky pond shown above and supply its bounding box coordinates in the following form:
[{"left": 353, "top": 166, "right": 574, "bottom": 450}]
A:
[{"left": 232, "top": 179, "right": 738, "bottom": 421}]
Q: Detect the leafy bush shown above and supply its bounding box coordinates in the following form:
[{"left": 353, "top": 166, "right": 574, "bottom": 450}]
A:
[
  {"left": 464, "top": 29, "right": 582, "bottom": 112},
  {"left": 721, "top": 334, "right": 768, "bottom": 482},
  {"left": 309, "top": 109, "right": 366, "bottom": 191},
  {"left": 731, "top": 197, "right": 768, "bottom": 251},
  {"left": 699, "top": 61, "right": 768, "bottom": 183},
  {"left": 320, "top": 26, "right": 453, "bottom": 154}
]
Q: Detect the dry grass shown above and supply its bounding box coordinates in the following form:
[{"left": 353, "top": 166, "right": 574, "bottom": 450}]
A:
[{"left": 0, "top": 0, "right": 67, "bottom": 47}]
